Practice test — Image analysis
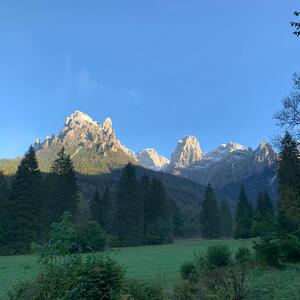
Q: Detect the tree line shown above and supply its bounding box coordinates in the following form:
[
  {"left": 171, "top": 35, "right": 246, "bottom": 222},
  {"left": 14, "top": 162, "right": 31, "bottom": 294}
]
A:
[{"left": 0, "top": 148, "right": 177, "bottom": 254}]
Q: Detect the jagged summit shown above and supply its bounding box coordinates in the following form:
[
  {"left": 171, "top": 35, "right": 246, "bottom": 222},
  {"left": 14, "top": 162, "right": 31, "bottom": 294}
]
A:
[
  {"left": 136, "top": 148, "right": 170, "bottom": 171},
  {"left": 169, "top": 135, "right": 203, "bottom": 169}
]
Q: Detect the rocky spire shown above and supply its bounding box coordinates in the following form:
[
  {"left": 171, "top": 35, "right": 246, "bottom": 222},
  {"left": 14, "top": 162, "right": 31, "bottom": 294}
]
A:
[
  {"left": 169, "top": 136, "right": 203, "bottom": 169},
  {"left": 136, "top": 148, "right": 170, "bottom": 170}
]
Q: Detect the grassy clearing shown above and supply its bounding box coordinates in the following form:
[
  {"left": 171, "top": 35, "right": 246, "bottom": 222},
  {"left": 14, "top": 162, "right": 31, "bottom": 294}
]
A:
[{"left": 1, "top": 238, "right": 300, "bottom": 299}]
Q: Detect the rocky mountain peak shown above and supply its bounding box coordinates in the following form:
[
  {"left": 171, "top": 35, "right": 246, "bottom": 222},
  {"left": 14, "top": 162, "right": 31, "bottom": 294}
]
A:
[
  {"left": 253, "top": 140, "right": 277, "bottom": 168},
  {"left": 64, "top": 110, "right": 100, "bottom": 130},
  {"left": 169, "top": 135, "right": 203, "bottom": 169},
  {"left": 136, "top": 148, "right": 170, "bottom": 171}
]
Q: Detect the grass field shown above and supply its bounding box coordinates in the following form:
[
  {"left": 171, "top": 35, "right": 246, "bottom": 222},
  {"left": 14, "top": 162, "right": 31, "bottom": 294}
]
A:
[{"left": 1, "top": 238, "right": 300, "bottom": 299}]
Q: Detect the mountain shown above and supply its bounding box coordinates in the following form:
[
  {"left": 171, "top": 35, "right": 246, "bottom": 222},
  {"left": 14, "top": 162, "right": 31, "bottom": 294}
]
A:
[
  {"left": 135, "top": 149, "right": 170, "bottom": 171},
  {"left": 167, "top": 136, "right": 278, "bottom": 200},
  {"left": 168, "top": 136, "right": 203, "bottom": 172}
]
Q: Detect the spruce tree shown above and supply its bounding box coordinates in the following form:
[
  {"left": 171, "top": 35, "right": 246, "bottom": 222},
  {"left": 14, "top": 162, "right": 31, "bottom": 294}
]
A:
[
  {"left": 115, "top": 163, "right": 143, "bottom": 246},
  {"left": 44, "top": 147, "right": 79, "bottom": 235},
  {"left": 0, "top": 171, "right": 10, "bottom": 252},
  {"left": 234, "top": 186, "right": 253, "bottom": 239},
  {"left": 252, "top": 192, "right": 274, "bottom": 237},
  {"left": 90, "top": 187, "right": 112, "bottom": 233},
  {"left": 219, "top": 199, "right": 233, "bottom": 238},
  {"left": 7, "top": 146, "right": 42, "bottom": 253},
  {"left": 141, "top": 174, "right": 151, "bottom": 242},
  {"left": 277, "top": 131, "right": 300, "bottom": 227},
  {"left": 144, "top": 177, "right": 173, "bottom": 244},
  {"left": 200, "top": 184, "right": 220, "bottom": 239}
]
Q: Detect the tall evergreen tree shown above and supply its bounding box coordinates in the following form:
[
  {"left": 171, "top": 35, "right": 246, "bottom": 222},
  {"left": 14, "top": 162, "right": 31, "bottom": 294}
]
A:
[
  {"left": 252, "top": 192, "right": 274, "bottom": 237},
  {"left": 44, "top": 147, "right": 79, "bottom": 235},
  {"left": 234, "top": 186, "right": 253, "bottom": 239},
  {"left": 219, "top": 199, "right": 233, "bottom": 238},
  {"left": 141, "top": 174, "right": 151, "bottom": 242},
  {"left": 0, "top": 171, "right": 10, "bottom": 252},
  {"left": 90, "top": 187, "right": 112, "bottom": 233},
  {"left": 7, "top": 146, "right": 42, "bottom": 253},
  {"left": 200, "top": 184, "right": 220, "bottom": 239},
  {"left": 277, "top": 132, "right": 300, "bottom": 227},
  {"left": 144, "top": 177, "right": 173, "bottom": 244},
  {"left": 115, "top": 163, "right": 143, "bottom": 246}
]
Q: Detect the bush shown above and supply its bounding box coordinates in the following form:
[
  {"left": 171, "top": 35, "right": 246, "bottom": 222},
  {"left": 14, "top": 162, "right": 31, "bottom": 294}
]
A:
[
  {"left": 279, "top": 235, "right": 300, "bottom": 263},
  {"left": 179, "top": 261, "right": 198, "bottom": 281},
  {"left": 235, "top": 247, "right": 253, "bottom": 264},
  {"left": 253, "top": 237, "right": 281, "bottom": 267},
  {"left": 124, "top": 278, "right": 167, "bottom": 300},
  {"left": 206, "top": 245, "right": 232, "bottom": 267},
  {"left": 8, "top": 255, "right": 125, "bottom": 300},
  {"left": 77, "top": 221, "right": 106, "bottom": 252}
]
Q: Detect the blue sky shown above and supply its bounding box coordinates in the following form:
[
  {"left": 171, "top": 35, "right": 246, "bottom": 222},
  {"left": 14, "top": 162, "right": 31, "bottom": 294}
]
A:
[{"left": 0, "top": 1, "right": 299, "bottom": 159}]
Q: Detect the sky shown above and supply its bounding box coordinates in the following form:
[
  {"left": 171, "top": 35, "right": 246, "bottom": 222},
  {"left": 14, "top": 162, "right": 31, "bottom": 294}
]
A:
[{"left": 0, "top": 1, "right": 300, "bottom": 159}]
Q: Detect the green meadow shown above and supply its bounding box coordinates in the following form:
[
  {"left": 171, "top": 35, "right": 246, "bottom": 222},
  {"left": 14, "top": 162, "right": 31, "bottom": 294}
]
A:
[{"left": 1, "top": 239, "right": 300, "bottom": 299}]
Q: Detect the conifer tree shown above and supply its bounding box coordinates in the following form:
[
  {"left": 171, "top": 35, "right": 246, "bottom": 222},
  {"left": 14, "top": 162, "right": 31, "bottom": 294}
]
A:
[
  {"left": 252, "top": 192, "right": 274, "bottom": 236},
  {"left": 219, "top": 199, "right": 233, "bottom": 238},
  {"left": 277, "top": 132, "right": 300, "bottom": 227},
  {"left": 90, "top": 187, "right": 112, "bottom": 233},
  {"left": 44, "top": 147, "right": 79, "bottom": 235},
  {"left": 115, "top": 163, "right": 143, "bottom": 246},
  {"left": 0, "top": 171, "right": 10, "bottom": 252},
  {"left": 200, "top": 184, "right": 220, "bottom": 239},
  {"left": 141, "top": 174, "right": 151, "bottom": 242},
  {"left": 234, "top": 186, "right": 253, "bottom": 239},
  {"left": 7, "top": 146, "right": 42, "bottom": 253},
  {"left": 144, "top": 177, "right": 173, "bottom": 244}
]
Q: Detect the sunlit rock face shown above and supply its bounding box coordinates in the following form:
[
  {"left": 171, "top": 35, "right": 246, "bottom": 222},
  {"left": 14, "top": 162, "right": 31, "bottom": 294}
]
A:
[
  {"left": 167, "top": 139, "right": 277, "bottom": 189},
  {"left": 135, "top": 148, "right": 170, "bottom": 171},
  {"left": 169, "top": 136, "right": 203, "bottom": 170}
]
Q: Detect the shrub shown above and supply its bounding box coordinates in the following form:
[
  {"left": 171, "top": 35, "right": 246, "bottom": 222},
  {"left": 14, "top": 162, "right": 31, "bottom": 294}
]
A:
[
  {"left": 279, "top": 235, "right": 300, "bottom": 262},
  {"left": 179, "top": 261, "right": 198, "bottom": 281},
  {"left": 235, "top": 247, "right": 253, "bottom": 264},
  {"left": 8, "top": 255, "right": 125, "bottom": 300},
  {"left": 253, "top": 237, "right": 281, "bottom": 267},
  {"left": 124, "top": 278, "right": 167, "bottom": 300},
  {"left": 77, "top": 221, "right": 106, "bottom": 252},
  {"left": 206, "top": 245, "right": 232, "bottom": 267}
]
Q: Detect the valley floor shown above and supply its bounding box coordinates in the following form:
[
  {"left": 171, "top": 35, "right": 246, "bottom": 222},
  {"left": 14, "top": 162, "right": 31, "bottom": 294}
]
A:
[{"left": 0, "top": 239, "right": 300, "bottom": 299}]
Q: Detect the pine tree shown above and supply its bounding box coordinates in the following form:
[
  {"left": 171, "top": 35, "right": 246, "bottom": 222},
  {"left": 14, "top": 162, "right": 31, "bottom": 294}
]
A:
[
  {"left": 277, "top": 132, "right": 300, "bottom": 227},
  {"left": 252, "top": 192, "right": 274, "bottom": 237},
  {"left": 141, "top": 174, "right": 151, "bottom": 242},
  {"left": 200, "top": 184, "right": 220, "bottom": 239},
  {"left": 7, "top": 146, "right": 42, "bottom": 253},
  {"left": 0, "top": 171, "right": 10, "bottom": 252},
  {"left": 115, "top": 163, "right": 143, "bottom": 246},
  {"left": 44, "top": 147, "right": 79, "bottom": 235},
  {"left": 234, "top": 186, "right": 253, "bottom": 239},
  {"left": 144, "top": 177, "right": 173, "bottom": 244},
  {"left": 219, "top": 199, "right": 233, "bottom": 238},
  {"left": 90, "top": 187, "right": 112, "bottom": 233}
]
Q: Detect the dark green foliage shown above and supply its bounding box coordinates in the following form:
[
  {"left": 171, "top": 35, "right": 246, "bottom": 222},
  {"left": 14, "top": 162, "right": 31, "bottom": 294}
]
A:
[
  {"left": 124, "top": 279, "right": 167, "bottom": 300},
  {"left": 219, "top": 199, "right": 233, "bottom": 238},
  {"left": 234, "top": 186, "right": 253, "bottom": 239},
  {"left": 43, "top": 148, "right": 79, "bottom": 235},
  {"left": 291, "top": 11, "right": 300, "bottom": 36},
  {"left": 172, "top": 201, "right": 184, "bottom": 237},
  {"left": 279, "top": 234, "right": 300, "bottom": 263},
  {"left": 8, "top": 255, "right": 125, "bottom": 300},
  {"left": 235, "top": 247, "right": 253, "bottom": 264},
  {"left": 176, "top": 246, "right": 252, "bottom": 300},
  {"left": 179, "top": 261, "right": 198, "bottom": 281},
  {"left": 252, "top": 192, "right": 274, "bottom": 237},
  {"left": 90, "top": 187, "right": 112, "bottom": 233},
  {"left": 206, "top": 244, "right": 232, "bottom": 268},
  {"left": 0, "top": 171, "right": 9, "bottom": 253},
  {"left": 200, "top": 184, "right": 220, "bottom": 239},
  {"left": 277, "top": 132, "right": 300, "bottom": 228},
  {"left": 6, "top": 146, "right": 42, "bottom": 254},
  {"left": 253, "top": 237, "right": 281, "bottom": 267},
  {"left": 144, "top": 177, "right": 173, "bottom": 244},
  {"left": 115, "top": 163, "right": 143, "bottom": 246},
  {"left": 77, "top": 221, "right": 106, "bottom": 253}
]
